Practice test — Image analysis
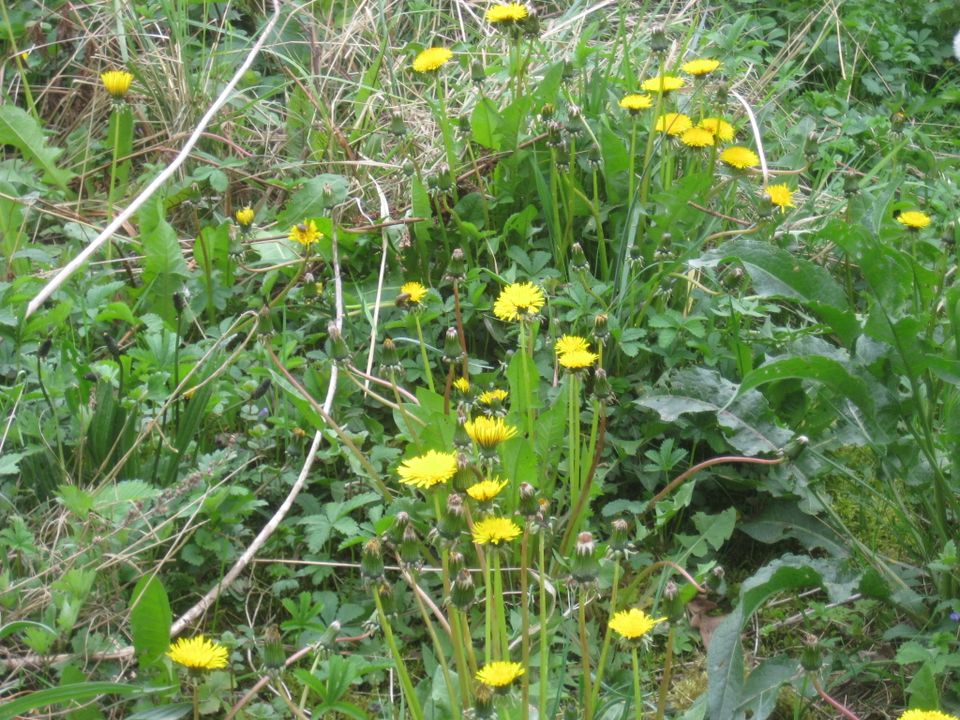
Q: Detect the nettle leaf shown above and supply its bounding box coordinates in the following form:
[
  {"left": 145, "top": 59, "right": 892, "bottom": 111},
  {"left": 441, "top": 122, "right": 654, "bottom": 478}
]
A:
[
  {"left": 637, "top": 368, "right": 793, "bottom": 456},
  {"left": 0, "top": 105, "right": 74, "bottom": 190},
  {"left": 740, "top": 499, "right": 849, "bottom": 557}
]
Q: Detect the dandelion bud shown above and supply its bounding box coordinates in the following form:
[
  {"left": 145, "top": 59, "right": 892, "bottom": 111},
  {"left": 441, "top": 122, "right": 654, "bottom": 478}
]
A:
[
  {"left": 318, "top": 620, "right": 341, "bottom": 654},
  {"left": 458, "top": 114, "right": 471, "bottom": 135},
  {"left": 471, "top": 61, "right": 486, "bottom": 84},
  {"left": 454, "top": 420, "right": 473, "bottom": 453},
  {"left": 518, "top": 482, "right": 538, "bottom": 518},
  {"left": 448, "top": 550, "right": 465, "bottom": 575},
  {"left": 758, "top": 194, "right": 774, "bottom": 219},
  {"left": 521, "top": 11, "right": 540, "bottom": 38},
  {"left": 442, "top": 327, "right": 464, "bottom": 364},
  {"left": 37, "top": 337, "right": 52, "bottom": 359},
  {"left": 402, "top": 160, "right": 416, "bottom": 177},
  {"left": 890, "top": 111, "right": 906, "bottom": 132},
  {"left": 664, "top": 580, "right": 678, "bottom": 601},
  {"left": 380, "top": 337, "right": 402, "bottom": 374},
  {"left": 261, "top": 624, "right": 285, "bottom": 670},
  {"left": 540, "top": 102, "right": 555, "bottom": 119},
  {"left": 569, "top": 531, "right": 599, "bottom": 585},
  {"left": 779, "top": 435, "right": 809, "bottom": 460},
  {"left": 650, "top": 26, "right": 669, "bottom": 54},
  {"left": 389, "top": 112, "right": 406, "bottom": 137},
  {"left": 434, "top": 168, "right": 453, "bottom": 192},
  {"left": 328, "top": 323, "right": 350, "bottom": 363},
  {"left": 592, "top": 313, "right": 609, "bottom": 344},
  {"left": 390, "top": 511, "right": 411, "bottom": 545},
  {"left": 715, "top": 82, "right": 729, "bottom": 104},
  {"left": 438, "top": 492, "right": 466, "bottom": 541},
  {"left": 400, "top": 524, "right": 421, "bottom": 569},
  {"left": 451, "top": 568, "right": 476, "bottom": 609},
  {"left": 570, "top": 242, "right": 589, "bottom": 273},
  {"left": 629, "top": 243, "right": 644, "bottom": 266},
  {"left": 473, "top": 683, "right": 495, "bottom": 719},
  {"left": 445, "top": 247, "right": 467, "bottom": 283},
  {"left": 103, "top": 332, "right": 121, "bottom": 359},
  {"left": 800, "top": 637, "right": 821, "bottom": 672},
  {"left": 843, "top": 173, "right": 859, "bottom": 197},
  {"left": 561, "top": 60, "right": 575, "bottom": 82},
  {"left": 586, "top": 145, "right": 601, "bottom": 170},
  {"left": 608, "top": 518, "right": 630, "bottom": 557},
  {"left": 361, "top": 538, "right": 385, "bottom": 583}
]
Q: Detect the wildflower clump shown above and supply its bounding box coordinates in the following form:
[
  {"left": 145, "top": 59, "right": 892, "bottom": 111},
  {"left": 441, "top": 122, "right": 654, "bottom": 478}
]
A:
[
  {"left": 166, "top": 635, "right": 229, "bottom": 670},
  {"left": 413, "top": 47, "right": 453, "bottom": 73}
]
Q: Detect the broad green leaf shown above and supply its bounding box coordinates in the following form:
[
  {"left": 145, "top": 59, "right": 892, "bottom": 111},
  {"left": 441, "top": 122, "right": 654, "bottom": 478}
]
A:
[
  {"left": 740, "top": 500, "right": 849, "bottom": 557},
  {"left": 0, "top": 105, "right": 73, "bottom": 189},
  {"left": 276, "top": 174, "right": 348, "bottom": 228},
  {"left": 906, "top": 662, "right": 939, "bottom": 711},
  {"left": 61, "top": 665, "right": 105, "bottom": 720},
  {"left": 129, "top": 576, "right": 172, "bottom": 669},
  {"left": 0, "top": 682, "right": 168, "bottom": 720},
  {"left": 0, "top": 620, "right": 57, "bottom": 641},
  {"left": 139, "top": 198, "right": 188, "bottom": 324},
  {"left": 0, "top": 451, "right": 24, "bottom": 476},
  {"left": 470, "top": 97, "right": 501, "bottom": 150},
  {"left": 735, "top": 656, "right": 799, "bottom": 720},
  {"left": 125, "top": 705, "right": 193, "bottom": 720},
  {"left": 738, "top": 356, "right": 874, "bottom": 419},
  {"left": 636, "top": 367, "right": 793, "bottom": 456},
  {"left": 106, "top": 105, "right": 134, "bottom": 192}
]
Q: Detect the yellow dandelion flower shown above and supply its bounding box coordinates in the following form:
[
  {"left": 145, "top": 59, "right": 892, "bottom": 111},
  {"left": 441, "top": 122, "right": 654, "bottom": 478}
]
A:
[
  {"left": 898, "top": 712, "right": 960, "bottom": 720},
  {"left": 608, "top": 608, "right": 666, "bottom": 640},
  {"left": 398, "top": 450, "right": 458, "bottom": 489},
  {"left": 476, "top": 660, "right": 525, "bottom": 687},
  {"left": 412, "top": 47, "right": 453, "bottom": 73},
  {"left": 235, "top": 206, "right": 255, "bottom": 227},
  {"left": 764, "top": 184, "right": 795, "bottom": 213},
  {"left": 680, "top": 127, "right": 715, "bottom": 148},
  {"left": 555, "top": 335, "right": 590, "bottom": 356},
  {"left": 681, "top": 58, "right": 721, "bottom": 76},
  {"left": 399, "top": 281, "right": 429, "bottom": 305},
  {"left": 493, "top": 282, "right": 545, "bottom": 322},
  {"left": 101, "top": 70, "right": 134, "bottom": 99},
  {"left": 465, "top": 416, "right": 518, "bottom": 448},
  {"left": 655, "top": 112, "right": 693, "bottom": 136},
  {"left": 897, "top": 210, "right": 931, "bottom": 230},
  {"left": 466, "top": 477, "right": 509, "bottom": 502},
  {"left": 485, "top": 3, "right": 528, "bottom": 23},
  {"left": 619, "top": 93, "right": 653, "bottom": 112},
  {"left": 698, "top": 117, "right": 735, "bottom": 142},
  {"left": 719, "top": 146, "right": 759, "bottom": 170},
  {"left": 641, "top": 75, "right": 685, "bottom": 93},
  {"left": 472, "top": 516, "right": 522, "bottom": 545},
  {"left": 166, "top": 635, "right": 229, "bottom": 671},
  {"left": 454, "top": 377, "right": 471, "bottom": 394},
  {"left": 289, "top": 219, "right": 321, "bottom": 247},
  {"left": 558, "top": 349, "right": 599, "bottom": 370},
  {"left": 477, "top": 388, "right": 509, "bottom": 406}
]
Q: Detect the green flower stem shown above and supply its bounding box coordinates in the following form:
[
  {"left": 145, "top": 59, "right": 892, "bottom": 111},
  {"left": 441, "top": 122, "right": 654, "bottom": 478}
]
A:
[
  {"left": 538, "top": 528, "right": 550, "bottom": 718},
  {"left": 492, "top": 551, "right": 509, "bottom": 660},
  {"left": 388, "top": 370, "right": 420, "bottom": 444},
  {"left": 518, "top": 322, "right": 536, "bottom": 442},
  {"left": 564, "top": 140, "right": 577, "bottom": 250},
  {"left": 627, "top": 115, "right": 639, "bottom": 207},
  {"left": 631, "top": 647, "right": 643, "bottom": 720},
  {"left": 107, "top": 106, "right": 122, "bottom": 223},
  {"left": 408, "top": 571, "right": 460, "bottom": 720},
  {"left": 456, "top": 605, "right": 478, "bottom": 675},
  {"left": 593, "top": 170, "right": 608, "bottom": 279},
  {"left": 578, "top": 586, "right": 593, "bottom": 719},
  {"left": 588, "top": 559, "right": 621, "bottom": 717},
  {"left": 413, "top": 314, "right": 435, "bottom": 393},
  {"left": 483, "top": 548, "right": 493, "bottom": 661},
  {"left": 655, "top": 624, "right": 676, "bottom": 720},
  {"left": 520, "top": 526, "right": 531, "bottom": 720},
  {"left": 374, "top": 587, "right": 425, "bottom": 720},
  {"left": 449, "top": 605, "right": 472, "bottom": 707},
  {"left": 192, "top": 681, "right": 199, "bottom": 720},
  {"left": 567, "top": 372, "right": 581, "bottom": 518},
  {"left": 637, "top": 56, "right": 667, "bottom": 211},
  {"left": 434, "top": 78, "right": 459, "bottom": 204},
  {"left": 549, "top": 148, "right": 566, "bottom": 275}
]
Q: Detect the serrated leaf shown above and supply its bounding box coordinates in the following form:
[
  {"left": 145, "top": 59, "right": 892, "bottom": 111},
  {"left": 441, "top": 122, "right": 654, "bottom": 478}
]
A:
[
  {"left": 470, "top": 97, "right": 501, "bottom": 150},
  {"left": 0, "top": 105, "right": 74, "bottom": 189},
  {"left": 740, "top": 500, "right": 849, "bottom": 557},
  {"left": 735, "top": 656, "right": 799, "bottom": 720},
  {"left": 129, "top": 576, "right": 171, "bottom": 669},
  {"left": 637, "top": 368, "right": 792, "bottom": 455},
  {"left": 139, "top": 199, "right": 188, "bottom": 324},
  {"left": 276, "top": 174, "right": 348, "bottom": 227}
]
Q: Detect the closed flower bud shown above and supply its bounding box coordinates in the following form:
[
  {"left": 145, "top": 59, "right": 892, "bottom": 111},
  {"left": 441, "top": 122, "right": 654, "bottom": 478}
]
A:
[
  {"left": 779, "top": 435, "right": 809, "bottom": 460},
  {"left": 328, "top": 323, "right": 351, "bottom": 363},
  {"left": 361, "top": 538, "right": 385, "bottom": 583},
  {"left": 473, "top": 683, "right": 495, "bottom": 719},
  {"left": 103, "top": 332, "right": 121, "bottom": 359},
  {"left": 390, "top": 511, "right": 411, "bottom": 546},
  {"left": 380, "top": 337, "right": 402, "bottom": 374},
  {"left": 629, "top": 243, "right": 644, "bottom": 265},
  {"left": 518, "top": 482, "right": 538, "bottom": 518},
  {"left": 471, "top": 61, "right": 486, "bottom": 84},
  {"left": 261, "top": 624, "right": 285, "bottom": 670},
  {"left": 445, "top": 247, "right": 467, "bottom": 283},
  {"left": 249, "top": 378, "right": 271, "bottom": 401},
  {"left": 800, "top": 638, "right": 821, "bottom": 671},
  {"left": 402, "top": 160, "right": 416, "bottom": 177},
  {"left": 843, "top": 173, "right": 859, "bottom": 197},
  {"left": 438, "top": 492, "right": 466, "bottom": 541},
  {"left": 454, "top": 420, "right": 473, "bottom": 453},
  {"left": 173, "top": 291, "right": 185, "bottom": 312},
  {"left": 570, "top": 242, "right": 589, "bottom": 273},
  {"left": 592, "top": 313, "right": 609, "bottom": 343},
  {"left": 443, "top": 327, "right": 464, "bottom": 364},
  {"left": 448, "top": 550, "right": 465, "bottom": 575},
  {"left": 540, "top": 102, "right": 555, "bottom": 119},
  {"left": 608, "top": 518, "right": 630, "bottom": 557},
  {"left": 400, "top": 524, "right": 421, "bottom": 569},
  {"left": 38, "top": 337, "right": 53, "bottom": 359},
  {"left": 451, "top": 568, "right": 475, "bottom": 609},
  {"left": 592, "top": 368, "right": 615, "bottom": 403},
  {"left": 389, "top": 112, "right": 406, "bottom": 137},
  {"left": 569, "top": 531, "right": 599, "bottom": 585},
  {"left": 650, "top": 26, "right": 669, "bottom": 54},
  {"left": 318, "top": 620, "right": 341, "bottom": 654}
]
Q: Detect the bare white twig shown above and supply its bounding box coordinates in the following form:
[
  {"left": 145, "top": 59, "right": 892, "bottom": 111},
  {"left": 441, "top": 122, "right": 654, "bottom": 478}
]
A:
[
  {"left": 730, "top": 89, "right": 769, "bottom": 185},
  {"left": 24, "top": 0, "right": 283, "bottom": 319},
  {"left": 363, "top": 180, "right": 391, "bottom": 386}
]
